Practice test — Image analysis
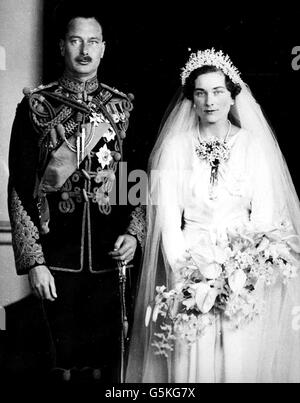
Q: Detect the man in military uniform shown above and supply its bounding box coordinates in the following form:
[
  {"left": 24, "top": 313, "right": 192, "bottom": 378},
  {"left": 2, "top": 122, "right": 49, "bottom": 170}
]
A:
[{"left": 7, "top": 6, "right": 145, "bottom": 383}]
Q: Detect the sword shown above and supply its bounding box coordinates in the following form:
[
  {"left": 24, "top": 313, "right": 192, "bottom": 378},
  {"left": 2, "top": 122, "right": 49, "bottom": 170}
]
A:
[{"left": 118, "top": 260, "right": 128, "bottom": 383}]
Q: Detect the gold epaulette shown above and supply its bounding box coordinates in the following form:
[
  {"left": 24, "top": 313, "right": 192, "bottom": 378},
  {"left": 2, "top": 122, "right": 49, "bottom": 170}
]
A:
[
  {"left": 22, "top": 81, "right": 58, "bottom": 98},
  {"left": 100, "top": 82, "right": 134, "bottom": 102}
]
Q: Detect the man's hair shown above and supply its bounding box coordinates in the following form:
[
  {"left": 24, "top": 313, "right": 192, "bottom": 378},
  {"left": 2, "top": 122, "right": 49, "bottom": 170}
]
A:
[{"left": 54, "top": 0, "right": 107, "bottom": 40}]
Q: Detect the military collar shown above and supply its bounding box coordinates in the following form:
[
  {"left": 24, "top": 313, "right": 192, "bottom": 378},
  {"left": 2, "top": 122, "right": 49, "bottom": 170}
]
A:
[{"left": 58, "top": 73, "right": 99, "bottom": 94}]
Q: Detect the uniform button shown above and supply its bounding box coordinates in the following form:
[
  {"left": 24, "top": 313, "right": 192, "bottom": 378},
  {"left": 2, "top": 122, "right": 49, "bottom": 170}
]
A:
[
  {"left": 61, "top": 192, "right": 69, "bottom": 200},
  {"left": 114, "top": 152, "right": 121, "bottom": 161}
]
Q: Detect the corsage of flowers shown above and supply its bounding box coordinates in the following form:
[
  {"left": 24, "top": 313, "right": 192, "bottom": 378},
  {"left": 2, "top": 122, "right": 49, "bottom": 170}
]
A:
[
  {"left": 145, "top": 223, "right": 300, "bottom": 357},
  {"left": 195, "top": 138, "right": 230, "bottom": 197}
]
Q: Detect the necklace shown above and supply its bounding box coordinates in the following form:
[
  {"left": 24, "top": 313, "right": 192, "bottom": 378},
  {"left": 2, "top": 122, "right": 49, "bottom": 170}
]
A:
[
  {"left": 195, "top": 120, "right": 231, "bottom": 199},
  {"left": 198, "top": 119, "right": 232, "bottom": 143}
]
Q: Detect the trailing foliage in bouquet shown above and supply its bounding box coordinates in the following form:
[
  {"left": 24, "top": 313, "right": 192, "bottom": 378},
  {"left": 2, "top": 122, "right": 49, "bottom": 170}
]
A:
[{"left": 145, "top": 224, "right": 300, "bottom": 357}]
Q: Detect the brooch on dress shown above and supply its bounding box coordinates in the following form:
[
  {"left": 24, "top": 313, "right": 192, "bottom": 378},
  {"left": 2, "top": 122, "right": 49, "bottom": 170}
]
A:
[{"left": 195, "top": 121, "right": 231, "bottom": 199}]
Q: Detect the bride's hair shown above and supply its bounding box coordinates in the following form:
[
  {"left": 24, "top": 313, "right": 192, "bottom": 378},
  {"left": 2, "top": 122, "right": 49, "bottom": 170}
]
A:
[{"left": 183, "top": 65, "right": 242, "bottom": 100}]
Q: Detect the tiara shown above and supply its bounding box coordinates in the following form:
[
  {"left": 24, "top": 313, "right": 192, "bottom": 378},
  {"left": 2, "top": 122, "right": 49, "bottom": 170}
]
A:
[{"left": 180, "top": 48, "right": 242, "bottom": 85}]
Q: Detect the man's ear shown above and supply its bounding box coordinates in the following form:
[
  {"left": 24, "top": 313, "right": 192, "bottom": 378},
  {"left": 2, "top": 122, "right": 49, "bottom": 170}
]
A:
[
  {"left": 59, "top": 39, "right": 65, "bottom": 57},
  {"left": 100, "top": 41, "right": 106, "bottom": 59}
]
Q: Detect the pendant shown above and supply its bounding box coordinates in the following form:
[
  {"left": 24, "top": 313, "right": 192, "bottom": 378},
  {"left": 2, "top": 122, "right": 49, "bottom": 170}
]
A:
[{"left": 209, "top": 164, "right": 219, "bottom": 200}]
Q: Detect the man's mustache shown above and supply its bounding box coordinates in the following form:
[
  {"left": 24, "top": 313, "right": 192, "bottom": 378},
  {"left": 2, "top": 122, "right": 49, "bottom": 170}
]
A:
[{"left": 76, "top": 56, "right": 92, "bottom": 63}]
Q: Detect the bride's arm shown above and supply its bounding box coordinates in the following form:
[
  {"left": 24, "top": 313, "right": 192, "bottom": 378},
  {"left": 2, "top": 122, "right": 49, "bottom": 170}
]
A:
[
  {"left": 154, "top": 142, "right": 189, "bottom": 271},
  {"left": 160, "top": 176, "right": 188, "bottom": 270},
  {"left": 249, "top": 139, "right": 288, "bottom": 230}
]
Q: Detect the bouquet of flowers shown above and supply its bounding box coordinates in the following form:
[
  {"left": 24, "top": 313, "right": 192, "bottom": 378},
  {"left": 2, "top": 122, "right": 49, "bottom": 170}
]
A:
[{"left": 145, "top": 224, "right": 300, "bottom": 357}]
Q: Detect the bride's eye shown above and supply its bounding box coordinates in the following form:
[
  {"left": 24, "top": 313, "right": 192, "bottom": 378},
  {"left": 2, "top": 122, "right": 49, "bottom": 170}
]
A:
[{"left": 194, "top": 91, "right": 205, "bottom": 98}]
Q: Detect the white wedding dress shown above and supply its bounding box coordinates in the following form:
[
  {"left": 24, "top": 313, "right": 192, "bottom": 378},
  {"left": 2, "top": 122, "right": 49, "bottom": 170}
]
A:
[
  {"left": 158, "top": 129, "right": 299, "bottom": 383},
  {"left": 126, "top": 126, "right": 300, "bottom": 383}
]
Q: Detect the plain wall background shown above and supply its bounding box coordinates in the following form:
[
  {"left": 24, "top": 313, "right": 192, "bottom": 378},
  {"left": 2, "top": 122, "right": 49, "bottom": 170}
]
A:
[{"left": 0, "top": 0, "right": 44, "bottom": 307}]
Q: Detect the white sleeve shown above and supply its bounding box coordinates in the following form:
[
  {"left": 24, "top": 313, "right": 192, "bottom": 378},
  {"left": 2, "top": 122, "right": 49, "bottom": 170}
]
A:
[
  {"left": 155, "top": 142, "right": 188, "bottom": 271},
  {"left": 249, "top": 139, "right": 287, "bottom": 230}
]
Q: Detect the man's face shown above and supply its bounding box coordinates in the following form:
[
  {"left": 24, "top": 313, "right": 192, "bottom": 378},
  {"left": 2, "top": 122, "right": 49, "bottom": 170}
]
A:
[{"left": 60, "top": 17, "right": 105, "bottom": 80}]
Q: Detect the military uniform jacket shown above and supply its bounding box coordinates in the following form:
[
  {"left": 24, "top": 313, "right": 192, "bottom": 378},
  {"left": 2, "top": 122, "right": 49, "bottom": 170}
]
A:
[{"left": 8, "top": 75, "right": 145, "bottom": 275}]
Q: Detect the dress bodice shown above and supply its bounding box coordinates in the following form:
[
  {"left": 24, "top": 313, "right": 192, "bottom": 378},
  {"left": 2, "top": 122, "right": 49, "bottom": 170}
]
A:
[
  {"left": 161, "top": 129, "right": 281, "bottom": 269},
  {"left": 183, "top": 129, "right": 252, "bottom": 245}
]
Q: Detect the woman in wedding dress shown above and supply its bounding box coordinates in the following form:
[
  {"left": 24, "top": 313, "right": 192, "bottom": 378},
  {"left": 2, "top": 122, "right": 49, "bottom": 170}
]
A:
[{"left": 126, "top": 49, "right": 300, "bottom": 383}]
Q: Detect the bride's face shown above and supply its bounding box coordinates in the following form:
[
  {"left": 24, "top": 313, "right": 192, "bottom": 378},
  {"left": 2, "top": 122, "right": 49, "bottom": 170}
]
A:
[{"left": 193, "top": 71, "right": 234, "bottom": 125}]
